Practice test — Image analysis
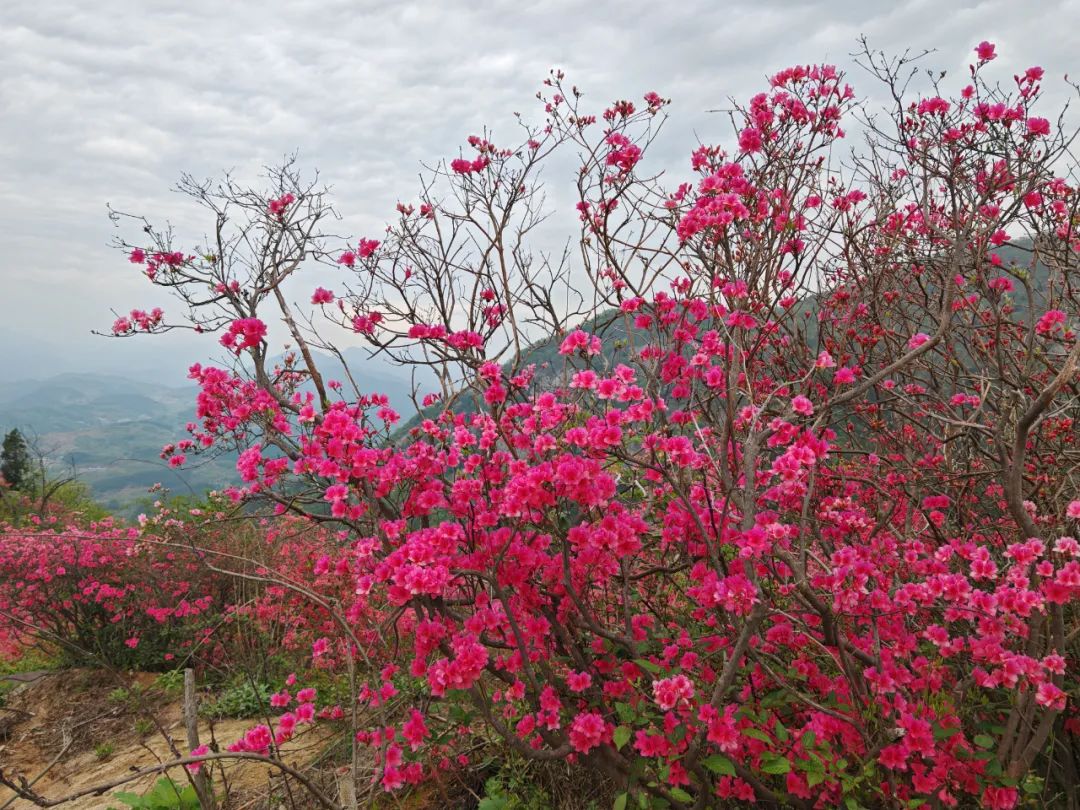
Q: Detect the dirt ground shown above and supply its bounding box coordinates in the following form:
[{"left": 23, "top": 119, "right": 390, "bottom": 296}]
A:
[{"left": 0, "top": 669, "right": 336, "bottom": 810}]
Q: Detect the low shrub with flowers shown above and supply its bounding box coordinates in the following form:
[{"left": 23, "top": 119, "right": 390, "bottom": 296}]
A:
[
  {"left": 4, "top": 40, "right": 1080, "bottom": 810},
  {"left": 0, "top": 513, "right": 229, "bottom": 669}
]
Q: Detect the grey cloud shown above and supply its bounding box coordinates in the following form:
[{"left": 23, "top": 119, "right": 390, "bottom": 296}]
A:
[{"left": 1, "top": 0, "right": 1078, "bottom": 381}]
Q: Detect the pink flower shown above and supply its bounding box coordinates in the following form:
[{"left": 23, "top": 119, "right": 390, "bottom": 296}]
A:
[
  {"left": 833, "top": 367, "right": 856, "bottom": 385},
  {"left": 402, "top": 708, "right": 430, "bottom": 750},
  {"left": 635, "top": 729, "right": 672, "bottom": 757},
  {"left": 566, "top": 671, "right": 592, "bottom": 692},
  {"left": 129, "top": 248, "right": 146, "bottom": 264},
  {"left": 791, "top": 395, "right": 814, "bottom": 416},
  {"left": 568, "top": 712, "right": 606, "bottom": 754},
  {"left": 982, "top": 786, "right": 1018, "bottom": 810},
  {"left": 1068, "top": 500, "right": 1080, "bottom": 520},
  {"left": 276, "top": 711, "right": 297, "bottom": 736},
  {"left": 606, "top": 133, "right": 642, "bottom": 173},
  {"left": 268, "top": 192, "right": 296, "bottom": 216},
  {"left": 311, "top": 287, "right": 334, "bottom": 304},
  {"left": 738, "top": 127, "right": 764, "bottom": 153},
  {"left": 907, "top": 332, "right": 930, "bottom": 349},
  {"left": 1036, "top": 309, "right": 1066, "bottom": 335},
  {"left": 296, "top": 687, "right": 317, "bottom": 703},
  {"left": 558, "top": 330, "right": 602, "bottom": 357},
  {"left": 450, "top": 157, "right": 490, "bottom": 175},
  {"left": 125, "top": 636, "right": 139, "bottom": 649},
  {"left": 1035, "top": 681, "right": 1067, "bottom": 710},
  {"left": 219, "top": 318, "right": 267, "bottom": 354},
  {"left": 652, "top": 674, "right": 695, "bottom": 710},
  {"left": 186, "top": 744, "right": 210, "bottom": 774},
  {"left": 879, "top": 744, "right": 907, "bottom": 770},
  {"left": 1027, "top": 117, "right": 1051, "bottom": 137},
  {"left": 974, "top": 41, "right": 997, "bottom": 63}
]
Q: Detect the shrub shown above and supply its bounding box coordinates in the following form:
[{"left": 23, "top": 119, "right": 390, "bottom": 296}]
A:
[
  {"left": 200, "top": 680, "right": 272, "bottom": 719},
  {"left": 8, "top": 38, "right": 1080, "bottom": 810}
]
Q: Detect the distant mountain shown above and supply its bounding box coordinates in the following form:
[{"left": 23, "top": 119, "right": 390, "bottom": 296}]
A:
[
  {"left": 0, "top": 372, "right": 232, "bottom": 517},
  {"left": 3, "top": 239, "right": 1050, "bottom": 518},
  {"left": 0, "top": 351, "right": 428, "bottom": 519}
]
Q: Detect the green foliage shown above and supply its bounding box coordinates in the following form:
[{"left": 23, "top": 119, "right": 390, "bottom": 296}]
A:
[
  {"left": 154, "top": 669, "right": 185, "bottom": 694},
  {"left": 46, "top": 479, "right": 111, "bottom": 521},
  {"left": 109, "top": 778, "right": 202, "bottom": 810},
  {"left": 200, "top": 680, "right": 271, "bottom": 719},
  {"left": 0, "top": 649, "right": 58, "bottom": 676},
  {"left": 95, "top": 742, "right": 116, "bottom": 760},
  {"left": 477, "top": 765, "right": 552, "bottom": 810},
  {"left": 1, "top": 429, "right": 29, "bottom": 490}
]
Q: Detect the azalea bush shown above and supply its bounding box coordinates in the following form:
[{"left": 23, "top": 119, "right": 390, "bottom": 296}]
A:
[
  {"left": 0, "top": 514, "right": 220, "bottom": 668},
  {"left": 0, "top": 502, "right": 321, "bottom": 672},
  {"left": 4, "top": 39, "right": 1080, "bottom": 810}
]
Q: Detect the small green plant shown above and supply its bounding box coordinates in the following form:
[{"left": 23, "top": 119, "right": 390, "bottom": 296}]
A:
[
  {"left": 477, "top": 766, "right": 551, "bottom": 810},
  {"left": 0, "top": 650, "right": 59, "bottom": 676},
  {"left": 94, "top": 742, "right": 115, "bottom": 760},
  {"left": 134, "top": 718, "right": 155, "bottom": 735},
  {"left": 200, "top": 680, "right": 271, "bottom": 719},
  {"left": 154, "top": 669, "right": 185, "bottom": 693},
  {"left": 108, "top": 687, "right": 130, "bottom": 704},
  {"left": 109, "top": 778, "right": 201, "bottom": 810}
]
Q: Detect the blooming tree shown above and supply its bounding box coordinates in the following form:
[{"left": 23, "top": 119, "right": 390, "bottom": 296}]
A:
[{"left": 6, "top": 41, "right": 1080, "bottom": 810}]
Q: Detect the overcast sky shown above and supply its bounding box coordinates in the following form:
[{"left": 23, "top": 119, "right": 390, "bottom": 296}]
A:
[{"left": 2, "top": 0, "right": 1078, "bottom": 383}]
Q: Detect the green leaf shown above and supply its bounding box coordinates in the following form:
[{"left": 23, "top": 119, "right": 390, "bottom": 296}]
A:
[
  {"left": 774, "top": 721, "right": 789, "bottom": 743},
  {"left": 616, "top": 702, "right": 635, "bottom": 724},
  {"left": 614, "top": 793, "right": 628, "bottom": 810},
  {"left": 761, "top": 755, "right": 791, "bottom": 775},
  {"left": 801, "top": 730, "right": 817, "bottom": 749},
  {"left": 742, "top": 728, "right": 771, "bottom": 743},
  {"left": 634, "top": 658, "right": 661, "bottom": 675},
  {"left": 761, "top": 689, "right": 788, "bottom": 709},
  {"left": 669, "top": 788, "right": 693, "bottom": 803},
  {"left": 807, "top": 768, "right": 825, "bottom": 788},
  {"left": 614, "top": 725, "right": 632, "bottom": 751},
  {"left": 1022, "top": 778, "right": 1044, "bottom": 794},
  {"left": 973, "top": 734, "right": 995, "bottom": 750},
  {"left": 844, "top": 799, "right": 861, "bottom": 810},
  {"left": 933, "top": 724, "right": 960, "bottom": 741},
  {"left": 702, "top": 754, "right": 736, "bottom": 776}
]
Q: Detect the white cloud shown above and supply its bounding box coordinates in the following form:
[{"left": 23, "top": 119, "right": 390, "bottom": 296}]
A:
[{"left": 1, "top": 0, "right": 1077, "bottom": 379}]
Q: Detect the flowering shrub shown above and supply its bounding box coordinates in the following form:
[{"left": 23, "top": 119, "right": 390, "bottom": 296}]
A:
[
  {"left": 6, "top": 41, "right": 1080, "bottom": 810},
  {"left": 0, "top": 515, "right": 225, "bottom": 668},
  {"left": 0, "top": 503, "right": 337, "bottom": 672}
]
